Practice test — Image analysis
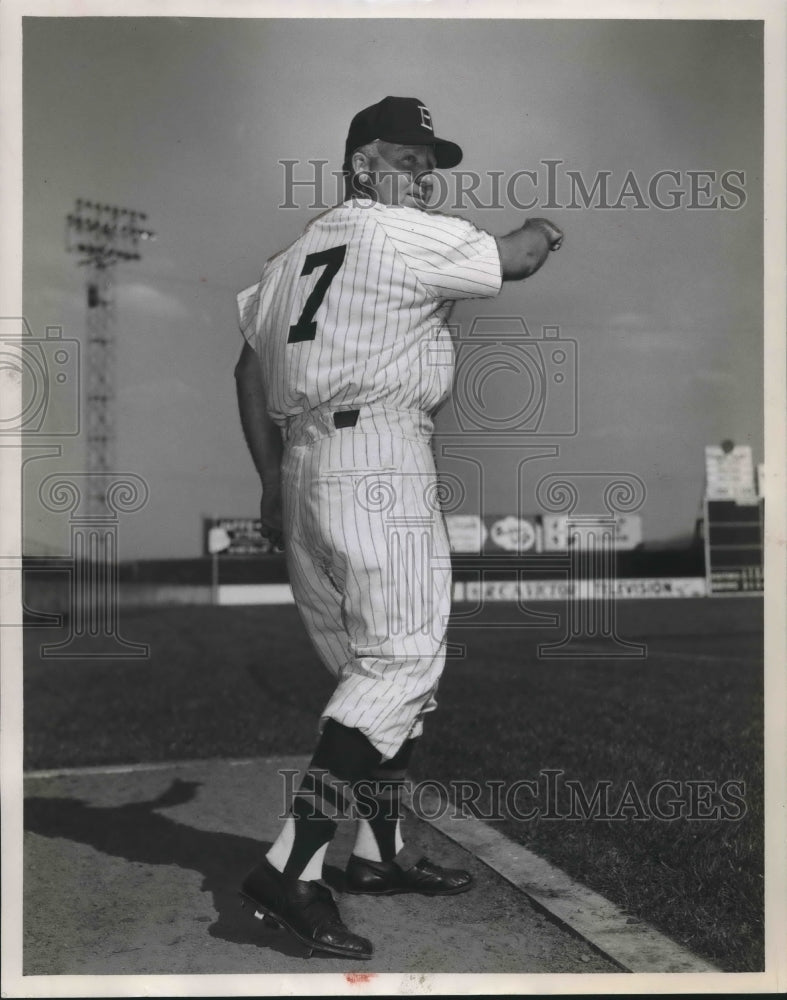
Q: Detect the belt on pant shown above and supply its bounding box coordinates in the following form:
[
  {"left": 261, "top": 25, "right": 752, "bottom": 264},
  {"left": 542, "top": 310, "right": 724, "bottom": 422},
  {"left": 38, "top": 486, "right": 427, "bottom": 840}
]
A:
[
  {"left": 332, "top": 408, "right": 360, "bottom": 429},
  {"left": 283, "top": 406, "right": 434, "bottom": 445}
]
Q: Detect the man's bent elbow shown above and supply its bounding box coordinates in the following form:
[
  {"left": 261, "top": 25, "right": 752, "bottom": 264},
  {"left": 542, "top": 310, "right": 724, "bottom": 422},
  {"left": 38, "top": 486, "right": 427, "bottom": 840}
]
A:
[
  {"left": 501, "top": 253, "right": 543, "bottom": 282},
  {"left": 234, "top": 340, "right": 257, "bottom": 380}
]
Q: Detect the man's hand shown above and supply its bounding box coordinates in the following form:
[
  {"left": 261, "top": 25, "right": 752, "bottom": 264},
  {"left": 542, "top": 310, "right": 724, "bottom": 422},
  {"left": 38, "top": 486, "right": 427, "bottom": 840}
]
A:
[
  {"left": 496, "top": 216, "right": 564, "bottom": 281},
  {"left": 260, "top": 481, "right": 284, "bottom": 551},
  {"left": 524, "top": 217, "right": 564, "bottom": 252}
]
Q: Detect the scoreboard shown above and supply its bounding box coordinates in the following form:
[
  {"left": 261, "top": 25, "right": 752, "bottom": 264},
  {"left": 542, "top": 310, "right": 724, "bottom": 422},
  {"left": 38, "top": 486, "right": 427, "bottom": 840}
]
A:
[
  {"left": 703, "top": 498, "right": 764, "bottom": 594},
  {"left": 704, "top": 444, "right": 757, "bottom": 501}
]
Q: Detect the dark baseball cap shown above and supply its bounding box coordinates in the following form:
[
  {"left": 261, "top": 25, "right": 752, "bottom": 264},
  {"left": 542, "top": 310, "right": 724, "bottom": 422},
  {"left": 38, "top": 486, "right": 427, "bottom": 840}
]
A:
[{"left": 344, "top": 96, "right": 463, "bottom": 169}]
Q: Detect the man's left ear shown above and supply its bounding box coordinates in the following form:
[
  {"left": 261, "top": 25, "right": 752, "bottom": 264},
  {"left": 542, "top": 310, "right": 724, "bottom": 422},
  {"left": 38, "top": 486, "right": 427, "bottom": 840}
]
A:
[{"left": 349, "top": 151, "right": 375, "bottom": 190}]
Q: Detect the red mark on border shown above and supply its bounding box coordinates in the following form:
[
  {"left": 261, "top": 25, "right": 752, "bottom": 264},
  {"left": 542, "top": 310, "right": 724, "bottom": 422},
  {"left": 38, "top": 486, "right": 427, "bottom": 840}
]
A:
[{"left": 345, "top": 972, "right": 375, "bottom": 984}]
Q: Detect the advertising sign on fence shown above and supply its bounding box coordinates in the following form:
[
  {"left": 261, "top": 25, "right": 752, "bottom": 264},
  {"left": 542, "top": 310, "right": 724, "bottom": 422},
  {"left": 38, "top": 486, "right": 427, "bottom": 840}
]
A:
[
  {"left": 705, "top": 444, "right": 756, "bottom": 501},
  {"left": 445, "top": 514, "right": 543, "bottom": 554},
  {"left": 203, "top": 517, "right": 276, "bottom": 556},
  {"left": 541, "top": 514, "right": 643, "bottom": 551}
]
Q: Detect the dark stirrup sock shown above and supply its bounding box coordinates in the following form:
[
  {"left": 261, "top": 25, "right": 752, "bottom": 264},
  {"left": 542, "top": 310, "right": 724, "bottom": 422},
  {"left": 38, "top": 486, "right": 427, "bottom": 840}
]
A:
[
  {"left": 282, "top": 794, "right": 337, "bottom": 878},
  {"left": 278, "top": 720, "right": 384, "bottom": 878},
  {"left": 353, "top": 738, "right": 420, "bottom": 862}
]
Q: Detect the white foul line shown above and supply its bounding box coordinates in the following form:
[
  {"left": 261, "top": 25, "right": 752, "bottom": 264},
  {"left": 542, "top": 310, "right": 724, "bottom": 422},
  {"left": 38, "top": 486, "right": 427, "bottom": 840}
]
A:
[
  {"left": 23, "top": 756, "right": 265, "bottom": 781},
  {"left": 408, "top": 788, "right": 720, "bottom": 975}
]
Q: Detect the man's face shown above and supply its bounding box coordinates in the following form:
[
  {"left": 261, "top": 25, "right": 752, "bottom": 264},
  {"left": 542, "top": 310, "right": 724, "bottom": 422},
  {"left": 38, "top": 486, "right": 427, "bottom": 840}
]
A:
[{"left": 365, "top": 141, "right": 438, "bottom": 209}]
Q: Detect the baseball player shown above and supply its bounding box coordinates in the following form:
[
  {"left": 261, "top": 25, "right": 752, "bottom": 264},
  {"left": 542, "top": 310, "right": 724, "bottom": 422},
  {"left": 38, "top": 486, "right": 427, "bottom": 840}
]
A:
[{"left": 234, "top": 96, "right": 563, "bottom": 960}]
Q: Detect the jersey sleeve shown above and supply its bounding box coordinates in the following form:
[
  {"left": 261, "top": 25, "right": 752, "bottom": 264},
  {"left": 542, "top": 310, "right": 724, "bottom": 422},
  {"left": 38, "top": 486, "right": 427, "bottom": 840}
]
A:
[
  {"left": 374, "top": 208, "right": 503, "bottom": 300},
  {"left": 236, "top": 280, "right": 262, "bottom": 345}
]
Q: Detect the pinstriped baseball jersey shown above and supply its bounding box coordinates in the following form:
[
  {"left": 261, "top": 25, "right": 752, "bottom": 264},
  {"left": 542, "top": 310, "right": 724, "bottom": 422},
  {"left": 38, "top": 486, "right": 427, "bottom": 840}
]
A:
[{"left": 236, "top": 198, "right": 501, "bottom": 422}]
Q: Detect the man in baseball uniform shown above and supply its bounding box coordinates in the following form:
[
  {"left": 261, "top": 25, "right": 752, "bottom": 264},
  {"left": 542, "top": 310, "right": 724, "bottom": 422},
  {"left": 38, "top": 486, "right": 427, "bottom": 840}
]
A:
[{"left": 234, "top": 96, "right": 563, "bottom": 960}]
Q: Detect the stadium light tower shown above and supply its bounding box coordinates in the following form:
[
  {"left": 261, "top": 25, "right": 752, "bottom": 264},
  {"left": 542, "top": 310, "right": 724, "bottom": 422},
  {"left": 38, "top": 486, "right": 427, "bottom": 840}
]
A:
[{"left": 66, "top": 199, "right": 155, "bottom": 516}]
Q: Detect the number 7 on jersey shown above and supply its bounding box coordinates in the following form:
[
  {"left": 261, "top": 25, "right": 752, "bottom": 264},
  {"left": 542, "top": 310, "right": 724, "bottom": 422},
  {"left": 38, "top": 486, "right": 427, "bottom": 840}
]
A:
[{"left": 288, "top": 244, "right": 348, "bottom": 343}]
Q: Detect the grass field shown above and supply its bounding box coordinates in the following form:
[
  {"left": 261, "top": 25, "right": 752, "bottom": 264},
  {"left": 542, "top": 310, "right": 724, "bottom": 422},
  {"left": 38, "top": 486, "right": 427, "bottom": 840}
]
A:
[{"left": 23, "top": 596, "right": 763, "bottom": 971}]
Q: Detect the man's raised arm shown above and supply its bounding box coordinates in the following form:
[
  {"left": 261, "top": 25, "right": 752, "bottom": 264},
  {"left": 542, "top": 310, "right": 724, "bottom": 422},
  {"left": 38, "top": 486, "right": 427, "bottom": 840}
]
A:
[{"left": 495, "top": 217, "right": 564, "bottom": 281}]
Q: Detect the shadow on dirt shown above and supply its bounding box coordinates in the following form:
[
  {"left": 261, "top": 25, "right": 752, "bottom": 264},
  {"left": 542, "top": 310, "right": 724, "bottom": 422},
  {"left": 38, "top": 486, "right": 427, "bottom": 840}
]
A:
[{"left": 25, "top": 777, "right": 346, "bottom": 960}]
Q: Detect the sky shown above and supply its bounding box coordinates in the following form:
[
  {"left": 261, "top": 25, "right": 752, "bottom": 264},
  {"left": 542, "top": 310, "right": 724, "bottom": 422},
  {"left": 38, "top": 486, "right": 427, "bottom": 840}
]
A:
[{"left": 18, "top": 14, "right": 764, "bottom": 558}]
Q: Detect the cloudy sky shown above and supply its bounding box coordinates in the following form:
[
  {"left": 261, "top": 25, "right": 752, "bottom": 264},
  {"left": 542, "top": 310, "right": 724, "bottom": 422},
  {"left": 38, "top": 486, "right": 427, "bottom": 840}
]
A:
[{"left": 19, "top": 14, "right": 764, "bottom": 558}]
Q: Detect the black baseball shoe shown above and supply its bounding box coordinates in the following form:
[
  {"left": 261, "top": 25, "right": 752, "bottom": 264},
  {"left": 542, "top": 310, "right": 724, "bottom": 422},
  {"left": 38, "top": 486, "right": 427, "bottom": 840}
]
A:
[
  {"left": 344, "top": 854, "right": 473, "bottom": 896},
  {"left": 240, "top": 858, "right": 373, "bottom": 960}
]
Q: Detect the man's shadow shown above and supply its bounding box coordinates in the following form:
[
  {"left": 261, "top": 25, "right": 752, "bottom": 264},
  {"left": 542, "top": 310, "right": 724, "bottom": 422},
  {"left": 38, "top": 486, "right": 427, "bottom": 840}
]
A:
[{"left": 24, "top": 777, "right": 346, "bottom": 960}]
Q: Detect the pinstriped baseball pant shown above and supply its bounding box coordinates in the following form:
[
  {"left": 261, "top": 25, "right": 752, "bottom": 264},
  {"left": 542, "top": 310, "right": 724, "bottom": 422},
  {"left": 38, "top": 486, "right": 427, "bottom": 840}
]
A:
[{"left": 281, "top": 406, "right": 453, "bottom": 761}]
